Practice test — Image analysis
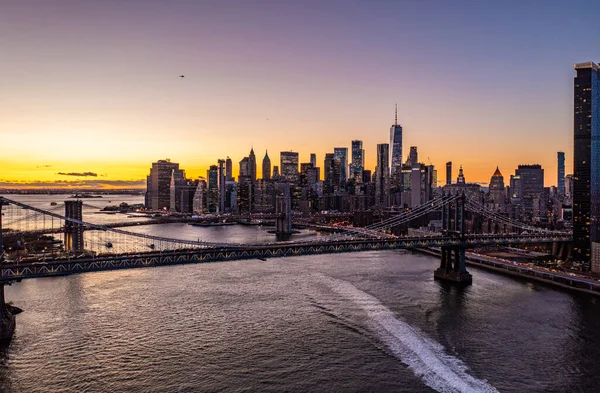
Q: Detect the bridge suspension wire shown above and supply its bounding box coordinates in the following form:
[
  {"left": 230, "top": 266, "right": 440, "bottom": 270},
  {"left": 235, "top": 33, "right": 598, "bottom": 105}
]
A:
[
  {"left": 463, "top": 198, "right": 566, "bottom": 235},
  {"left": 0, "top": 197, "right": 246, "bottom": 249},
  {"left": 3, "top": 203, "right": 64, "bottom": 227},
  {"left": 366, "top": 194, "right": 458, "bottom": 231}
]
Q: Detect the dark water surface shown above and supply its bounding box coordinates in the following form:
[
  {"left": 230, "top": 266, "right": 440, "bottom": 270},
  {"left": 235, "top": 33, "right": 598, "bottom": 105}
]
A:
[{"left": 1, "top": 250, "right": 600, "bottom": 392}]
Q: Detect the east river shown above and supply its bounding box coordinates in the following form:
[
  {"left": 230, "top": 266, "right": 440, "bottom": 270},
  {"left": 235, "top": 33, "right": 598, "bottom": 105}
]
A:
[{"left": 1, "top": 195, "right": 600, "bottom": 392}]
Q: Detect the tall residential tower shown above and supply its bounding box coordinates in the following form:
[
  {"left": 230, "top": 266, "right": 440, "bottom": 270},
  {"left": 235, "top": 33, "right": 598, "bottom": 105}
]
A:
[{"left": 573, "top": 62, "right": 600, "bottom": 272}]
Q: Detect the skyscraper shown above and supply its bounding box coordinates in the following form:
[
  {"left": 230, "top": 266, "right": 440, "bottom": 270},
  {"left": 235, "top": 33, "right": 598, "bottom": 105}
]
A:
[
  {"left": 225, "top": 157, "right": 233, "bottom": 181},
  {"left": 557, "top": 152, "right": 565, "bottom": 195},
  {"left": 248, "top": 148, "right": 257, "bottom": 184},
  {"left": 446, "top": 162, "right": 452, "bottom": 185},
  {"left": 239, "top": 157, "right": 249, "bottom": 178},
  {"left": 375, "top": 143, "right": 390, "bottom": 206},
  {"left": 333, "top": 147, "right": 348, "bottom": 187},
  {"left": 207, "top": 165, "right": 219, "bottom": 213},
  {"left": 280, "top": 151, "right": 299, "bottom": 182},
  {"left": 262, "top": 151, "right": 271, "bottom": 180},
  {"left": 218, "top": 159, "right": 226, "bottom": 213},
  {"left": 488, "top": 167, "right": 505, "bottom": 211},
  {"left": 351, "top": 140, "right": 364, "bottom": 182},
  {"left": 145, "top": 159, "right": 186, "bottom": 210},
  {"left": 310, "top": 153, "right": 317, "bottom": 168},
  {"left": 324, "top": 153, "right": 340, "bottom": 194},
  {"left": 573, "top": 62, "right": 600, "bottom": 271},
  {"left": 407, "top": 146, "right": 418, "bottom": 166},
  {"left": 390, "top": 104, "right": 403, "bottom": 174}
]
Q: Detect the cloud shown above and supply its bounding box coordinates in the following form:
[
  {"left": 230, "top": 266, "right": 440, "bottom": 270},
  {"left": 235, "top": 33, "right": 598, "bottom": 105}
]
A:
[
  {"left": 0, "top": 179, "right": 146, "bottom": 189},
  {"left": 57, "top": 172, "right": 98, "bottom": 177}
]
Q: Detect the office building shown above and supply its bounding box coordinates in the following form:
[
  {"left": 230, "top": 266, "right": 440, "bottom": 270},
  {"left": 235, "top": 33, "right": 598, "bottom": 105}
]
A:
[
  {"left": 324, "top": 153, "right": 341, "bottom": 194},
  {"left": 446, "top": 162, "right": 452, "bottom": 185},
  {"left": 375, "top": 143, "right": 390, "bottom": 206},
  {"left": 488, "top": 167, "right": 506, "bottom": 211},
  {"left": 248, "top": 148, "right": 257, "bottom": 183},
  {"left": 262, "top": 151, "right": 271, "bottom": 180},
  {"left": 145, "top": 159, "right": 186, "bottom": 210},
  {"left": 310, "top": 153, "right": 317, "bottom": 168},
  {"left": 573, "top": 62, "right": 600, "bottom": 271},
  {"left": 407, "top": 146, "right": 418, "bottom": 166},
  {"left": 206, "top": 165, "right": 219, "bottom": 213},
  {"left": 333, "top": 147, "right": 348, "bottom": 187},
  {"left": 169, "top": 168, "right": 187, "bottom": 212},
  {"left": 351, "top": 140, "right": 364, "bottom": 182},
  {"left": 218, "top": 159, "right": 226, "bottom": 213},
  {"left": 390, "top": 105, "right": 403, "bottom": 174},
  {"left": 280, "top": 151, "right": 299, "bottom": 182},
  {"left": 557, "top": 152, "right": 565, "bottom": 195},
  {"left": 225, "top": 157, "right": 233, "bottom": 181}
]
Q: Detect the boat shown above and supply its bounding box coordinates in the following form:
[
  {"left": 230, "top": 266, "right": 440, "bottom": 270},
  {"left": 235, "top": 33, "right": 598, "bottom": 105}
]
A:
[
  {"left": 50, "top": 202, "right": 57, "bottom": 206},
  {"left": 189, "top": 221, "right": 236, "bottom": 227},
  {"left": 69, "top": 194, "right": 103, "bottom": 199}
]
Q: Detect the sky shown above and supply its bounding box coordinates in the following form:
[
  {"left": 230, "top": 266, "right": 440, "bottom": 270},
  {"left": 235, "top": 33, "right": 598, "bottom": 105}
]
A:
[{"left": 1, "top": 0, "right": 599, "bottom": 189}]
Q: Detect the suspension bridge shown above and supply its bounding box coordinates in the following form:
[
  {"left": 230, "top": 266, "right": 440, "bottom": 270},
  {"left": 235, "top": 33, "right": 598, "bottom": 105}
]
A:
[{"left": 0, "top": 194, "right": 572, "bottom": 342}]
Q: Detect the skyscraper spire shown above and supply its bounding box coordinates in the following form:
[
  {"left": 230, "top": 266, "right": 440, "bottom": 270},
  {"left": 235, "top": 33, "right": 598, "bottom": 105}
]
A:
[{"left": 395, "top": 103, "right": 398, "bottom": 126}]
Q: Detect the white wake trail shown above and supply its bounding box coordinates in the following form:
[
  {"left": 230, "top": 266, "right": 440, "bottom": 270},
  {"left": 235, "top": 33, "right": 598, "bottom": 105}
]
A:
[{"left": 319, "top": 275, "right": 499, "bottom": 393}]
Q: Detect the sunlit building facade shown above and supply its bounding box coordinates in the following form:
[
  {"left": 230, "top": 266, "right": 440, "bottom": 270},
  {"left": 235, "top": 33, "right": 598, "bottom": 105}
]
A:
[{"left": 145, "top": 159, "right": 186, "bottom": 210}]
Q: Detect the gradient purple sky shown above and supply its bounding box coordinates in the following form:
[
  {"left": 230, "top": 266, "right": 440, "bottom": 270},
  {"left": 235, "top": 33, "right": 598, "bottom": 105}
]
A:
[{"left": 1, "top": 0, "right": 599, "bottom": 187}]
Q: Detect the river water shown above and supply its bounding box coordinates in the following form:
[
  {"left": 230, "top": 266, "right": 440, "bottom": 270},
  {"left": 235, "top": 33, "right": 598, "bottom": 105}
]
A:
[{"left": 1, "top": 195, "right": 600, "bottom": 392}]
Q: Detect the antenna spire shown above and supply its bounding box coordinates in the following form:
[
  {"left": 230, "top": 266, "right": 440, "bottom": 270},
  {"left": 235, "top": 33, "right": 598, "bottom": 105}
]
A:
[{"left": 394, "top": 103, "right": 398, "bottom": 126}]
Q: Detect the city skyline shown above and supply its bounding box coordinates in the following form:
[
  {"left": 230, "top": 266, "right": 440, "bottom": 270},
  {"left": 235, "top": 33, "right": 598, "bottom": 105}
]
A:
[{"left": 2, "top": 1, "right": 600, "bottom": 188}]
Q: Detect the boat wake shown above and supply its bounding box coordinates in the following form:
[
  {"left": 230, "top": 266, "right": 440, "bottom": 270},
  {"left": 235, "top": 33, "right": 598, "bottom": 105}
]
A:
[{"left": 317, "top": 274, "right": 499, "bottom": 393}]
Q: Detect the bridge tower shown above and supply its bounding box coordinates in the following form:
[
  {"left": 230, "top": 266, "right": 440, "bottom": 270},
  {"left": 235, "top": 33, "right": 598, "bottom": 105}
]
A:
[
  {"left": 0, "top": 199, "right": 16, "bottom": 344},
  {"left": 64, "top": 200, "right": 84, "bottom": 252},
  {"left": 434, "top": 193, "right": 473, "bottom": 285},
  {"left": 275, "top": 183, "right": 293, "bottom": 240}
]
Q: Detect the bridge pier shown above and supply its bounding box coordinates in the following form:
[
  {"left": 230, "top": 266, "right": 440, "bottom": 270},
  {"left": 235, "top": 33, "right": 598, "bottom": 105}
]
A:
[
  {"left": 275, "top": 183, "right": 293, "bottom": 240},
  {"left": 0, "top": 285, "right": 15, "bottom": 344},
  {"left": 435, "top": 193, "right": 472, "bottom": 285},
  {"left": 64, "top": 200, "right": 84, "bottom": 252},
  {"left": 434, "top": 246, "right": 472, "bottom": 285},
  {"left": 0, "top": 201, "right": 15, "bottom": 343}
]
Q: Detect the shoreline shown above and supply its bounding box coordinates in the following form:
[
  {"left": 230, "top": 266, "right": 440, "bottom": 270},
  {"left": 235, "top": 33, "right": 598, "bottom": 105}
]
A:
[{"left": 416, "top": 248, "right": 600, "bottom": 297}]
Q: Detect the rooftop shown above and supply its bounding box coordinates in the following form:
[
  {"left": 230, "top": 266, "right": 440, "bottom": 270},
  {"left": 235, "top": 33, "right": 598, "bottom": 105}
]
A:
[{"left": 574, "top": 62, "right": 599, "bottom": 71}]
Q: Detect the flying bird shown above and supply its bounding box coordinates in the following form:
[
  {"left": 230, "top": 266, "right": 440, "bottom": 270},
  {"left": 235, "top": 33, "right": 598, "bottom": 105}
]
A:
[{"left": 179, "top": 75, "right": 185, "bottom": 78}]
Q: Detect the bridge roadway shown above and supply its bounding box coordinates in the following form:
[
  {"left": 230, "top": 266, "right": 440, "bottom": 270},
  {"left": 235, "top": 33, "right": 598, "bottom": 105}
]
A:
[{"left": 0, "top": 233, "right": 570, "bottom": 282}]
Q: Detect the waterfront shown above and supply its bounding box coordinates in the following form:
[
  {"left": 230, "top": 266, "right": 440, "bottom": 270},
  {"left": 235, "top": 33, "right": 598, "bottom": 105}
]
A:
[{"left": 1, "top": 248, "right": 600, "bottom": 392}]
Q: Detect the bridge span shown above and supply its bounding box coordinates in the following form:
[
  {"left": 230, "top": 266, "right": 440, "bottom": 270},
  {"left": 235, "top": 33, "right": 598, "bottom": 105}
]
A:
[
  {"left": 0, "top": 194, "right": 573, "bottom": 344},
  {"left": 0, "top": 233, "right": 570, "bottom": 282}
]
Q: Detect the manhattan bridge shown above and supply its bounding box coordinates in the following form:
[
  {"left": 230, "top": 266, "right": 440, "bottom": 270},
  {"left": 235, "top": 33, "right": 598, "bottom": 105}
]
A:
[{"left": 0, "top": 193, "right": 571, "bottom": 341}]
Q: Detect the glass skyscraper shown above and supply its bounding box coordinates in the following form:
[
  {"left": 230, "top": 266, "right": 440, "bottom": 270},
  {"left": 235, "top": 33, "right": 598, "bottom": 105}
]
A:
[
  {"left": 375, "top": 143, "right": 390, "bottom": 206},
  {"left": 557, "top": 152, "right": 565, "bottom": 195},
  {"left": 351, "top": 140, "right": 364, "bottom": 182},
  {"left": 390, "top": 104, "right": 402, "bottom": 173},
  {"left": 333, "top": 147, "right": 348, "bottom": 187},
  {"left": 390, "top": 124, "right": 403, "bottom": 173},
  {"left": 573, "top": 62, "right": 600, "bottom": 272}
]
